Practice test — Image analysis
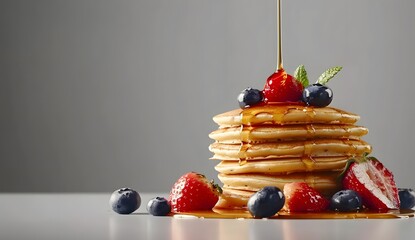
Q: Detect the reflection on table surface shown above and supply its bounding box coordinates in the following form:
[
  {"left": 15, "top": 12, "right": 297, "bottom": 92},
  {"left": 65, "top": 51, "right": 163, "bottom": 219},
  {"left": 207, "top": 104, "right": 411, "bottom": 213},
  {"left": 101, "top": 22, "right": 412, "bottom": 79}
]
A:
[{"left": 1, "top": 193, "right": 413, "bottom": 240}]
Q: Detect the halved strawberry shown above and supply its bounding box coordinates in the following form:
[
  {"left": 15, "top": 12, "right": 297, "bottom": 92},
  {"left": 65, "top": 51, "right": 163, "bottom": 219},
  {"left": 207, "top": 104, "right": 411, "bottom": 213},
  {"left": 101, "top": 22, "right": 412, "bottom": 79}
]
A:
[
  {"left": 263, "top": 69, "right": 304, "bottom": 103},
  {"left": 342, "top": 157, "right": 400, "bottom": 210},
  {"left": 283, "top": 182, "right": 329, "bottom": 212},
  {"left": 168, "top": 172, "right": 222, "bottom": 213}
]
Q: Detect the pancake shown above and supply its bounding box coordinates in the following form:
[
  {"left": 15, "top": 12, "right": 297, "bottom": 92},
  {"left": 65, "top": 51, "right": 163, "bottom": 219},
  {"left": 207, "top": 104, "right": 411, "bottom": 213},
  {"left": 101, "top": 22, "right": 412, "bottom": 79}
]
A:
[
  {"left": 215, "top": 156, "right": 350, "bottom": 174},
  {"left": 213, "top": 105, "right": 360, "bottom": 127},
  {"left": 214, "top": 188, "right": 254, "bottom": 210},
  {"left": 210, "top": 139, "right": 371, "bottom": 160},
  {"left": 218, "top": 171, "right": 341, "bottom": 194},
  {"left": 209, "top": 124, "right": 368, "bottom": 143},
  {"left": 210, "top": 103, "right": 371, "bottom": 210},
  {"left": 214, "top": 181, "right": 340, "bottom": 210}
]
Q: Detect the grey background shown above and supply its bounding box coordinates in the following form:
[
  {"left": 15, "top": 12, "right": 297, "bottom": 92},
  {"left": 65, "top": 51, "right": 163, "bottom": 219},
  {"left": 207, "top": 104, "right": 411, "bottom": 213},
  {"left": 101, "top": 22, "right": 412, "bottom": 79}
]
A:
[{"left": 1, "top": 0, "right": 414, "bottom": 193}]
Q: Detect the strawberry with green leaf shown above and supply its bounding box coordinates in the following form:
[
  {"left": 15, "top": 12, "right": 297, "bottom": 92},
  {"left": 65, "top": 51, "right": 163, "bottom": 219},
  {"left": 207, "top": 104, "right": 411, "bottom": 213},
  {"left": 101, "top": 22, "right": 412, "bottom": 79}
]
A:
[
  {"left": 168, "top": 172, "right": 222, "bottom": 213},
  {"left": 341, "top": 155, "right": 400, "bottom": 211}
]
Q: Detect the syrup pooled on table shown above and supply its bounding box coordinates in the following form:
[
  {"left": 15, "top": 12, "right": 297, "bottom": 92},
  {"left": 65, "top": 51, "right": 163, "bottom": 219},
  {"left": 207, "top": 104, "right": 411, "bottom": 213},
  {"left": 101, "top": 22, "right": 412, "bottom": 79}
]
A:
[{"left": 171, "top": 209, "right": 415, "bottom": 219}]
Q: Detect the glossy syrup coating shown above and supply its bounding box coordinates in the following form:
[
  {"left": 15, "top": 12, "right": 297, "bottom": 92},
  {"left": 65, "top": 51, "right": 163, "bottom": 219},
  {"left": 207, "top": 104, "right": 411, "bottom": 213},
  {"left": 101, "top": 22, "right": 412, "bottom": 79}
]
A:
[
  {"left": 263, "top": 69, "right": 303, "bottom": 103},
  {"left": 171, "top": 208, "right": 415, "bottom": 219}
]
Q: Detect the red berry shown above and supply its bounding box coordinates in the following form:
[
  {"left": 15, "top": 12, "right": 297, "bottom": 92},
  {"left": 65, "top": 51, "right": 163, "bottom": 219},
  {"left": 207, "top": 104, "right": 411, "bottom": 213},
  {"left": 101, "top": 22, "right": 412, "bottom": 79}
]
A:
[
  {"left": 342, "top": 158, "right": 400, "bottom": 210},
  {"left": 283, "top": 182, "right": 329, "bottom": 212},
  {"left": 168, "top": 172, "right": 222, "bottom": 213},
  {"left": 263, "top": 69, "right": 304, "bottom": 102}
]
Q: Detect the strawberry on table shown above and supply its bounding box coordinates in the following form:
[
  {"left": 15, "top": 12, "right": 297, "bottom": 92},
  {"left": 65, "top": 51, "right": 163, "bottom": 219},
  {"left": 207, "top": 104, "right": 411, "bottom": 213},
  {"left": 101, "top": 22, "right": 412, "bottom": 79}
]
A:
[
  {"left": 342, "top": 156, "right": 400, "bottom": 211},
  {"left": 283, "top": 182, "right": 329, "bottom": 212},
  {"left": 168, "top": 172, "right": 222, "bottom": 213}
]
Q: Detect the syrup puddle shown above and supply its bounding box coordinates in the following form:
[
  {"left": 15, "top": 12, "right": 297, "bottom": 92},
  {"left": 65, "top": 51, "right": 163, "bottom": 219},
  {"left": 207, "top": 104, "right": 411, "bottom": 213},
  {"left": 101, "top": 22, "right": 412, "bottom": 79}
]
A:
[{"left": 170, "top": 209, "right": 415, "bottom": 219}]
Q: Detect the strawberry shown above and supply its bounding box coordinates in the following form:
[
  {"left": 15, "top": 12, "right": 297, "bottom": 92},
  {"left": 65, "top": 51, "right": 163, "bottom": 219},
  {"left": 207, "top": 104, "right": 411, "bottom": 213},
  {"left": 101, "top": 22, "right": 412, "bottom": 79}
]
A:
[
  {"left": 283, "top": 182, "right": 330, "bottom": 212},
  {"left": 168, "top": 172, "right": 222, "bottom": 213},
  {"left": 263, "top": 69, "right": 304, "bottom": 102},
  {"left": 342, "top": 157, "right": 400, "bottom": 210}
]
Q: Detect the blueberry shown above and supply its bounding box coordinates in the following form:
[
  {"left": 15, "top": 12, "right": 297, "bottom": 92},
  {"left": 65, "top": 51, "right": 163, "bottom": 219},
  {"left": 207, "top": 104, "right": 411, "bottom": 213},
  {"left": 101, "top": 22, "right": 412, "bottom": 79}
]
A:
[
  {"left": 302, "top": 83, "right": 333, "bottom": 107},
  {"left": 330, "top": 190, "right": 362, "bottom": 212},
  {"left": 237, "top": 88, "right": 263, "bottom": 109},
  {"left": 247, "top": 186, "right": 285, "bottom": 218},
  {"left": 147, "top": 197, "right": 171, "bottom": 216},
  {"left": 398, "top": 188, "right": 415, "bottom": 209},
  {"left": 110, "top": 188, "right": 141, "bottom": 214}
]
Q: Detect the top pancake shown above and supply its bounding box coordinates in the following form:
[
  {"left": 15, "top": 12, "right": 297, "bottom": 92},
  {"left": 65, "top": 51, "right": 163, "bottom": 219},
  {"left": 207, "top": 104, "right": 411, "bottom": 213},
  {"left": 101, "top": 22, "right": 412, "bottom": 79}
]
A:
[{"left": 213, "top": 104, "right": 360, "bottom": 127}]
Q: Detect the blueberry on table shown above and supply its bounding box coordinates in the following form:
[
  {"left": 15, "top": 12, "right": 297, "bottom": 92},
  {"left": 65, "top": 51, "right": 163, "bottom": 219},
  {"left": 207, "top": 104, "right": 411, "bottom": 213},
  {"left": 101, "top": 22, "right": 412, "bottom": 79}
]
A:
[
  {"left": 398, "top": 188, "right": 415, "bottom": 209},
  {"left": 110, "top": 188, "right": 141, "bottom": 214},
  {"left": 147, "top": 197, "right": 171, "bottom": 216},
  {"left": 302, "top": 83, "right": 333, "bottom": 107},
  {"left": 247, "top": 186, "right": 285, "bottom": 218},
  {"left": 330, "top": 190, "right": 362, "bottom": 212},
  {"left": 237, "top": 88, "right": 263, "bottom": 109}
]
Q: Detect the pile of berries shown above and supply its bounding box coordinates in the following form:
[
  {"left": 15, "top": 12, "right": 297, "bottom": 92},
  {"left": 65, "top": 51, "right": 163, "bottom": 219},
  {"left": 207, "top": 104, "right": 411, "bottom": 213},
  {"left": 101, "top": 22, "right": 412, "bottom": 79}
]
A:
[
  {"left": 110, "top": 157, "right": 415, "bottom": 218},
  {"left": 110, "top": 172, "right": 222, "bottom": 216},
  {"left": 237, "top": 65, "right": 340, "bottom": 109},
  {"left": 246, "top": 156, "right": 414, "bottom": 218}
]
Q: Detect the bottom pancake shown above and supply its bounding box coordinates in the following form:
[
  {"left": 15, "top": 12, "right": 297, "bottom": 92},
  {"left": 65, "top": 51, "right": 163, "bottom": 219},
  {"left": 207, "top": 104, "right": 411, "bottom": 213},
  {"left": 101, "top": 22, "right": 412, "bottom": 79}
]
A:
[
  {"left": 214, "top": 188, "right": 255, "bottom": 210},
  {"left": 214, "top": 179, "right": 341, "bottom": 210},
  {"left": 218, "top": 171, "right": 341, "bottom": 193}
]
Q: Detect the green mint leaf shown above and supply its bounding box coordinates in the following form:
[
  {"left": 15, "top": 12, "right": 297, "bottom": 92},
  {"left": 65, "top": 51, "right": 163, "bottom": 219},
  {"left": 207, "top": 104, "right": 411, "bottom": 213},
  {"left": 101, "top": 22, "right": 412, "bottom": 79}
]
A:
[
  {"left": 294, "top": 65, "right": 309, "bottom": 87},
  {"left": 317, "top": 66, "right": 342, "bottom": 85}
]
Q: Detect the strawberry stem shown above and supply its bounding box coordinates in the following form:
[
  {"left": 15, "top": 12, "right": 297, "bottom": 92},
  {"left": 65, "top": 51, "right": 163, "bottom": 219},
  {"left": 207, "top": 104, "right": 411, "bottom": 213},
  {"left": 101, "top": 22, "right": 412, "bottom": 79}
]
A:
[{"left": 337, "top": 153, "right": 376, "bottom": 181}]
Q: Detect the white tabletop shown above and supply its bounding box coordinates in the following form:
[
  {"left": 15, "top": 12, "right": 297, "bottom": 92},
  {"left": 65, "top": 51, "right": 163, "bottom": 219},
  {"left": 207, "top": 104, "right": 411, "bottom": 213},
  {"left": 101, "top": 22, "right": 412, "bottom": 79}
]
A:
[{"left": 1, "top": 193, "right": 414, "bottom": 240}]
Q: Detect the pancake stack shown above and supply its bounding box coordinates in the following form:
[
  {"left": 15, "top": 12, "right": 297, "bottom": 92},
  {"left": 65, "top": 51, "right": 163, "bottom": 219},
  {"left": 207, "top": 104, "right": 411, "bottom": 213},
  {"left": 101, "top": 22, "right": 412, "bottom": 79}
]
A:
[{"left": 209, "top": 104, "right": 371, "bottom": 210}]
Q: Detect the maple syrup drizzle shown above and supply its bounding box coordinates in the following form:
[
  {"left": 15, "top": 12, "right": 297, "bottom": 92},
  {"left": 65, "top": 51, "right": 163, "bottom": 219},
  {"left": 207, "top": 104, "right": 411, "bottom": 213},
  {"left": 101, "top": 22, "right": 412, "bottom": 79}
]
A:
[
  {"left": 238, "top": 112, "right": 250, "bottom": 165},
  {"left": 343, "top": 125, "right": 352, "bottom": 138},
  {"left": 171, "top": 209, "right": 415, "bottom": 219},
  {"left": 303, "top": 106, "right": 317, "bottom": 122},
  {"left": 239, "top": 125, "right": 251, "bottom": 143},
  {"left": 276, "top": 0, "right": 283, "bottom": 71},
  {"left": 302, "top": 140, "right": 316, "bottom": 171},
  {"left": 238, "top": 142, "right": 249, "bottom": 166},
  {"left": 305, "top": 124, "right": 316, "bottom": 138},
  {"left": 238, "top": 105, "right": 297, "bottom": 165}
]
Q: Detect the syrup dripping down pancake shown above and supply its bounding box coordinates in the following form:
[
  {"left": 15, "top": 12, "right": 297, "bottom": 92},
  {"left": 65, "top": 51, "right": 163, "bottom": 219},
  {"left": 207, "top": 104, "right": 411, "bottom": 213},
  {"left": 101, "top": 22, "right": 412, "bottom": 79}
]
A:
[
  {"left": 213, "top": 105, "right": 360, "bottom": 127},
  {"left": 217, "top": 171, "right": 341, "bottom": 194},
  {"left": 214, "top": 188, "right": 254, "bottom": 210},
  {"left": 215, "top": 156, "right": 350, "bottom": 174},
  {"left": 209, "top": 124, "right": 368, "bottom": 143},
  {"left": 210, "top": 104, "right": 371, "bottom": 211},
  {"left": 214, "top": 181, "right": 339, "bottom": 210},
  {"left": 209, "top": 139, "right": 371, "bottom": 160}
]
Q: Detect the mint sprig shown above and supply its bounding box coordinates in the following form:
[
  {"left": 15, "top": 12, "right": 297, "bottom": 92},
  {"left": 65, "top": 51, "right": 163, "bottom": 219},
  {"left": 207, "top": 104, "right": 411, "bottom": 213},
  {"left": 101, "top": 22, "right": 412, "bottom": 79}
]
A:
[
  {"left": 294, "top": 65, "right": 309, "bottom": 87},
  {"left": 317, "top": 66, "right": 342, "bottom": 85},
  {"left": 294, "top": 65, "right": 342, "bottom": 86}
]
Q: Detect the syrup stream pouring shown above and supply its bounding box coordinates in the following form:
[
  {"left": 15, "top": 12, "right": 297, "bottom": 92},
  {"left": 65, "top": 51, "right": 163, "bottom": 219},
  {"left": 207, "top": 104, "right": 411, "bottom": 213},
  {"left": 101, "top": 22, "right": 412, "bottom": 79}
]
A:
[{"left": 276, "top": 0, "right": 283, "bottom": 72}]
